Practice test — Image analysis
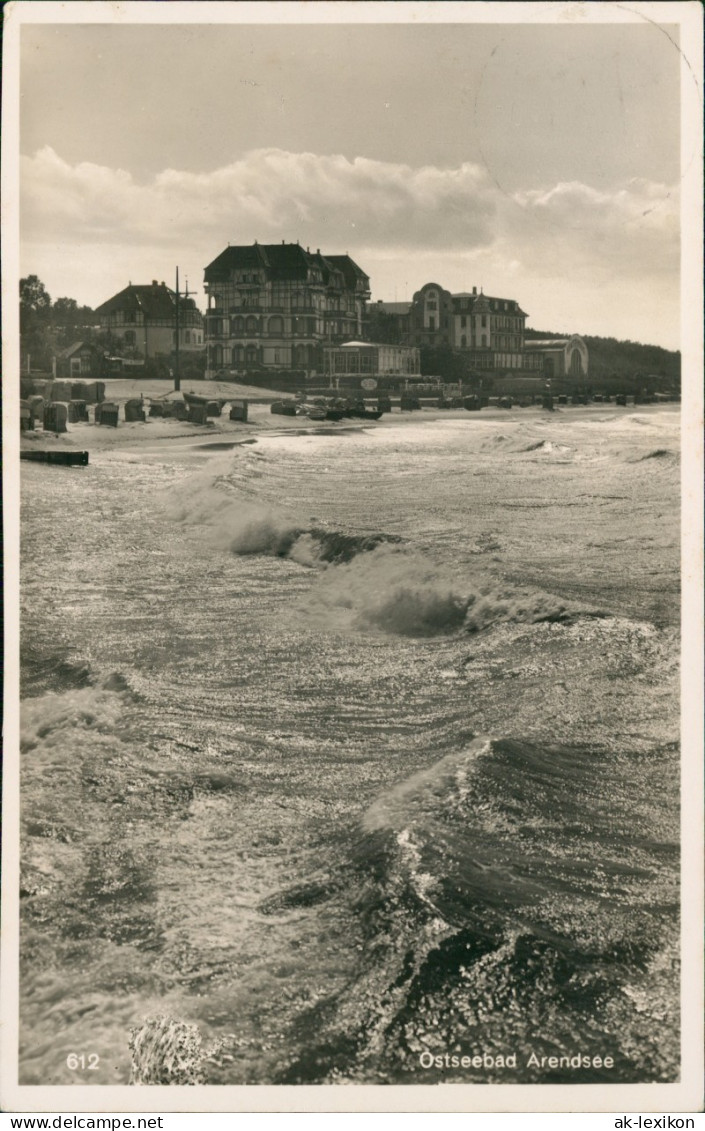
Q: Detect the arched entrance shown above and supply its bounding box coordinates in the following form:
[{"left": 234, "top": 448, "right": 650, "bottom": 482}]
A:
[{"left": 570, "top": 348, "right": 583, "bottom": 377}]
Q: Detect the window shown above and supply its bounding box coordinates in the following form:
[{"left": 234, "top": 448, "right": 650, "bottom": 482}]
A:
[
  {"left": 429, "top": 316, "right": 435, "bottom": 331},
  {"left": 461, "top": 335, "right": 467, "bottom": 347},
  {"left": 124, "top": 330, "right": 136, "bottom": 346},
  {"left": 481, "top": 315, "right": 487, "bottom": 328},
  {"left": 461, "top": 316, "right": 466, "bottom": 328},
  {"left": 185, "top": 330, "right": 191, "bottom": 344}
]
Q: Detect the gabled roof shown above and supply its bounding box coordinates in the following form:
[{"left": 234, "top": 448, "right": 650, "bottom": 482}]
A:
[
  {"left": 95, "top": 284, "right": 174, "bottom": 320},
  {"left": 95, "top": 284, "right": 200, "bottom": 321},
  {"left": 204, "top": 243, "right": 369, "bottom": 288},
  {"left": 204, "top": 243, "right": 314, "bottom": 283},
  {"left": 325, "top": 254, "right": 370, "bottom": 289},
  {"left": 55, "top": 340, "right": 93, "bottom": 359},
  {"left": 450, "top": 292, "right": 527, "bottom": 316}
]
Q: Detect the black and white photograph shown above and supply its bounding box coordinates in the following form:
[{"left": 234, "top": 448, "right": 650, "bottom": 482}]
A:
[{"left": 2, "top": 0, "right": 703, "bottom": 1115}]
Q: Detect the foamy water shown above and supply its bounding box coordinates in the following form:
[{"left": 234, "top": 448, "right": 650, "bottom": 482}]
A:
[{"left": 19, "top": 406, "right": 680, "bottom": 1085}]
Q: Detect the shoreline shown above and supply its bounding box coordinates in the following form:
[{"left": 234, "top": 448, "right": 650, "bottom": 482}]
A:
[{"left": 19, "top": 379, "right": 679, "bottom": 458}]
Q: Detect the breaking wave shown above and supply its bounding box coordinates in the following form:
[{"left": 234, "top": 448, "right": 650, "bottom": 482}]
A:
[
  {"left": 165, "top": 475, "right": 400, "bottom": 563},
  {"left": 302, "top": 543, "right": 588, "bottom": 637},
  {"left": 167, "top": 476, "right": 596, "bottom": 637}
]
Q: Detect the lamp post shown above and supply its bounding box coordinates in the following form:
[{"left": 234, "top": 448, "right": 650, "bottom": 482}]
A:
[{"left": 174, "top": 267, "right": 180, "bottom": 392}]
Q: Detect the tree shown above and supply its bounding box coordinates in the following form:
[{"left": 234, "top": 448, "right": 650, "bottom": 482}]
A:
[
  {"left": 366, "top": 306, "right": 404, "bottom": 345},
  {"left": 20, "top": 275, "right": 54, "bottom": 370},
  {"left": 20, "top": 275, "right": 51, "bottom": 309},
  {"left": 52, "top": 296, "right": 96, "bottom": 347},
  {"left": 419, "top": 346, "right": 481, "bottom": 383}
]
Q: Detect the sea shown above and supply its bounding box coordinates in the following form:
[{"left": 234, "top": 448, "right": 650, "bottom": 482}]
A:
[{"left": 18, "top": 405, "right": 681, "bottom": 1086}]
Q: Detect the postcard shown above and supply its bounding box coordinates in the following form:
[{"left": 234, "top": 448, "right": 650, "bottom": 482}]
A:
[{"left": 2, "top": 0, "right": 703, "bottom": 1116}]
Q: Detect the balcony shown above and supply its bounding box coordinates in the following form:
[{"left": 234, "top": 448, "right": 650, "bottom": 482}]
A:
[
  {"left": 227, "top": 305, "right": 285, "bottom": 315},
  {"left": 205, "top": 332, "right": 323, "bottom": 342}
]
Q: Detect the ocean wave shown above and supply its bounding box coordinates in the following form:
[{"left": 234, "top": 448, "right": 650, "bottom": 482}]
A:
[
  {"left": 522, "top": 439, "right": 572, "bottom": 456},
  {"left": 165, "top": 476, "right": 303, "bottom": 555},
  {"left": 278, "top": 734, "right": 679, "bottom": 1084},
  {"left": 166, "top": 474, "right": 400, "bottom": 564},
  {"left": 302, "top": 543, "right": 587, "bottom": 637},
  {"left": 636, "top": 448, "right": 678, "bottom": 462},
  {"left": 20, "top": 641, "right": 93, "bottom": 698},
  {"left": 20, "top": 684, "right": 132, "bottom": 753}
]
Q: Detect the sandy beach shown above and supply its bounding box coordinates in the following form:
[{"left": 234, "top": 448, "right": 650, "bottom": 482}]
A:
[{"left": 20, "top": 377, "right": 663, "bottom": 460}]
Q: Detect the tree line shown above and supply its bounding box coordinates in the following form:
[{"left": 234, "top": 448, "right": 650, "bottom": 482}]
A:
[{"left": 20, "top": 275, "right": 96, "bottom": 370}]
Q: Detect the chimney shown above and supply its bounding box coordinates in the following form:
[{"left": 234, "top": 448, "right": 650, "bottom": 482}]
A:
[
  {"left": 152, "top": 280, "right": 158, "bottom": 287},
  {"left": 472, "top": 286, "right": 477, "bottom": 295}
]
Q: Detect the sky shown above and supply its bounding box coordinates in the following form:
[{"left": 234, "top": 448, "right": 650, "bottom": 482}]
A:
[{"left": 17, "top": 12, "right": 687, "bottom": 348}]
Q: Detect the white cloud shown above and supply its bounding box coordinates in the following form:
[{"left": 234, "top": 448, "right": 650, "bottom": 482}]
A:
[
  {"left": 505, "top": 178, "right": 679, "bottom": 279},
  {"left": 21, "top": 146, "right": 498, "bottom": 251},
  {"left": 19, "top": 146, "right": 680, "bottom": 346}
]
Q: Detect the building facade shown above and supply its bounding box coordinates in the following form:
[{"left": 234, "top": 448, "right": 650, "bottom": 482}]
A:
[
  {"left": 53, "top": 341, "right": 101, "bottom": 380},
  {"left": 373, "top": 284, "right": 587, "bottom": 378},
  {"left": 523, "top": 336, "right": 588, "bottom": 380},
  {"left": 323, "top": 341, "right": 421, "bottom": 380},
  {"left": 94, "top": 282, "right": 204, "bottom": 358},
  {"left": 203, "top": 242, "right": 370, "bottom": 378}
]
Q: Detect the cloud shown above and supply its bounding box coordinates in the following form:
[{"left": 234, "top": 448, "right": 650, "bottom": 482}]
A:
[
  {"left": 21, "top": 146, "right": 498, "bottom": 252},
  {"left": 19, "top": 147, "right": 680, "bottom": 345},
  {"left": 22, "top": 145, "right": 678, "bottom": 275},
  {"left": 504, "top": 178, "right": 679, "bottom": 280}
]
